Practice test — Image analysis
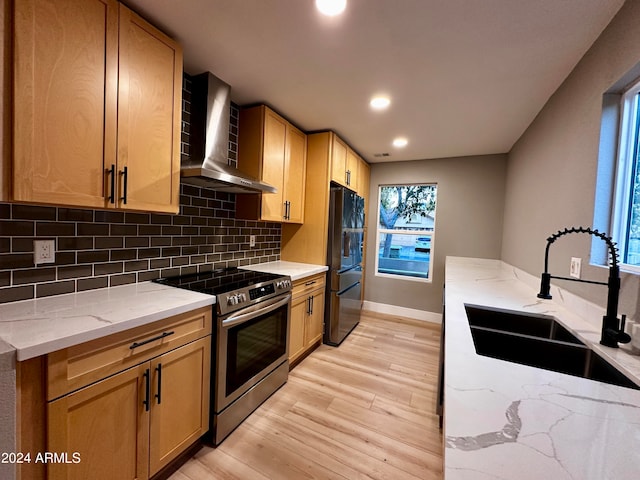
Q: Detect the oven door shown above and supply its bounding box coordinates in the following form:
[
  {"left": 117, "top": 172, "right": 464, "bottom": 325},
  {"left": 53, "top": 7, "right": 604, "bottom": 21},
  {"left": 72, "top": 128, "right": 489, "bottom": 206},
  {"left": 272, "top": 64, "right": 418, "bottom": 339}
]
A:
[{"left": 216, "top": 293, "right": 291, "bottom": 412}]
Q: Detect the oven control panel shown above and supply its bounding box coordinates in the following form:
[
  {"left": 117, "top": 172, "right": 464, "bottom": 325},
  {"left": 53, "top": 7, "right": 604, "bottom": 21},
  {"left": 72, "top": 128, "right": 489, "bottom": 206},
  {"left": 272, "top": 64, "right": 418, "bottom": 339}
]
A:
[
  {"left": 249, "top": 284, "right": 275, "bottom": 300},
  {"left": 219, "top": 276, "right": 292, "bottom": 315}
]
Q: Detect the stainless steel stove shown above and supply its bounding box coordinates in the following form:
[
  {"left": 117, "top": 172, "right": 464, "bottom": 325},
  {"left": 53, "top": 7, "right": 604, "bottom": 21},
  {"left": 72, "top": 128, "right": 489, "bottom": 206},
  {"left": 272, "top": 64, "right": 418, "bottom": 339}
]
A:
[{"left": 155, "top": 267, "right": 292, "bottom": 444}]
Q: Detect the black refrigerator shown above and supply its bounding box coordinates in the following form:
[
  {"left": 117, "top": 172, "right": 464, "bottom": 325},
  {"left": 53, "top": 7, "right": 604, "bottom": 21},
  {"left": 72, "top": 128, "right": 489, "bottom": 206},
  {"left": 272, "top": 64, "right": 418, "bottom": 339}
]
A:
[{"left": 324, "top": 183, "right": 365, "bottom": 346}]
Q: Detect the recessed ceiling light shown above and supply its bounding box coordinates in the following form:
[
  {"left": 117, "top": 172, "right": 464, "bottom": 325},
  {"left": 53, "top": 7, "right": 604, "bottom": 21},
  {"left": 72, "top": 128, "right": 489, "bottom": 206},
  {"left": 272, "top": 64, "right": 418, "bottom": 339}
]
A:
[
  {"left": 315, "top": 0, "right": 347, "bottom": 16},
  {"left": 393, "top": 137, "right": 408, "bottom": 148},
  {"left": 370, "top": 96, "right": 391, "bottom": 110}
]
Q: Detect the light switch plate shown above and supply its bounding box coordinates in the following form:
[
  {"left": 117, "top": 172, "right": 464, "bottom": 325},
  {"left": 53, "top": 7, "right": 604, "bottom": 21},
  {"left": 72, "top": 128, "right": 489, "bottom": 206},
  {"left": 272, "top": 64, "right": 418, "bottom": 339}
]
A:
[
  {"left": 250, "top": 235, "right": 256, "bottom": 247},
  {"left": 34, "top": 239, "right": 55, "bottom": 265},
  {"left": 570, "top": 257, "right": 581, "bottom": 279}
]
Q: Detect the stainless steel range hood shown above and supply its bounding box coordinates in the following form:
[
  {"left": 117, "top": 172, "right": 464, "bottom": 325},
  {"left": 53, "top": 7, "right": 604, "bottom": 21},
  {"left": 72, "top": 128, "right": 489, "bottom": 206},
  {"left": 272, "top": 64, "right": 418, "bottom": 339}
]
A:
[{"left": 181, "top": 72, "right": 276, "bottom": 194}]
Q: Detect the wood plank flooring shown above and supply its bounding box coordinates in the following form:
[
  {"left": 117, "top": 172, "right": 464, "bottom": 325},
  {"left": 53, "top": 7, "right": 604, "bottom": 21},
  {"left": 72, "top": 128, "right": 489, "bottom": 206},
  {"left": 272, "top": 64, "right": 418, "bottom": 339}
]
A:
[{"left": 170, "top": 311, "right": 443, "bottom": 480}]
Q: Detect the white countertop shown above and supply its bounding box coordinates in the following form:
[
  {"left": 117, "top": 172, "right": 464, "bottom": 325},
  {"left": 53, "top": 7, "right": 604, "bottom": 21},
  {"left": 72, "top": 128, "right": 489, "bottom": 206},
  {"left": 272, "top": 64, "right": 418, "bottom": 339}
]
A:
[
  {"left": 444, "top": 257, "right": 640, "bottom": 479},
  {"left": 0, "top": 261, "right": 327, "bottom": 361},
  {"left": 240, "top": 260, "right": 328, "bottom": 281},
  {"left": 0, "top": 282, "right": 215, "bottom": 361}
]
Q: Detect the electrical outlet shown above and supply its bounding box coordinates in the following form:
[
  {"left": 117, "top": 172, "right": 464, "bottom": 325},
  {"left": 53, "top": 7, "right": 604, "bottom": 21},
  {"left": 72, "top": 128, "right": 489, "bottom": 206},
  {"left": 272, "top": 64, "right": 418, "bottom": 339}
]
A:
[
  {"left": 249, "top": 235, "right": 256, "bottom": 247},
  {"left": 570, "top": 257, "right": 581, "bottom": 279},
  {"left": 34, "top": 239, "right": 55, "bottom": 265}
]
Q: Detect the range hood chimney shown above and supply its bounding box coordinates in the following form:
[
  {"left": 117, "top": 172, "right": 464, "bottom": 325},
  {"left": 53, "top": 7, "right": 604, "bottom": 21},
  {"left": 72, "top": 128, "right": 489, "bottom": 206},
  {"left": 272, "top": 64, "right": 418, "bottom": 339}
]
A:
[{"left": 181, "top": 72, "right": 276, "bottom": 194}]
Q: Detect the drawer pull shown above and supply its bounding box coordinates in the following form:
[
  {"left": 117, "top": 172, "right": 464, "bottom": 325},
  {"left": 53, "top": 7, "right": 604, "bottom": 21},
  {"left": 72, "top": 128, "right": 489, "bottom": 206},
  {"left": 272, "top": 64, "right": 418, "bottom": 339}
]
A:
[
  {"left": 305, "top": 281, "right": 316, "bottom": 286},
  {"left": 129, "top": 331, "right": 175, "bottom": 350}
]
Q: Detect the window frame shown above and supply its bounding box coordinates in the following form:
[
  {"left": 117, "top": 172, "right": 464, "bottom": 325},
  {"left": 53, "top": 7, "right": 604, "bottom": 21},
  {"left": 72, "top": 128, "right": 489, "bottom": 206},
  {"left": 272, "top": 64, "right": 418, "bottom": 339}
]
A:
[
  {"left": 611, "top": 79, "right": 640, "bottom": 273},
  {"left": 374, "top": 183, "right": 437, "bottom": 282}
]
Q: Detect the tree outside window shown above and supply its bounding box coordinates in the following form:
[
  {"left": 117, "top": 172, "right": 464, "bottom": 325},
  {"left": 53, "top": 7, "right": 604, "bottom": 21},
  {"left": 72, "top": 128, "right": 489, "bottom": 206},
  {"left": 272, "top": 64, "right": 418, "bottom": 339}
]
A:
[{"left": 376, "top": 184, "right": 437, "bottom": 280}]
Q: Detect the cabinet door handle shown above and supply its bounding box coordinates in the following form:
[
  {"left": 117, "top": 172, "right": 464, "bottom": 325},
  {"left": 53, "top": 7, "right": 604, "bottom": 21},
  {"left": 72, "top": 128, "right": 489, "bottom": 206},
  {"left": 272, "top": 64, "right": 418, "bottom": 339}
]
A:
[
  {"left": 143, "top": 368, "right": 150, "bottom": 412},
  {"left": 311, "top": 295, "right": 314, "bottom": 314},
  {"left": 129, "top": 330, "right": 175, "bottom": 350},
  {"left": 120, "top": 166, "right": 128, "bottom": 204},
  {"left": 283, "top": 201, "right": 290, "bottom": 220},
  {"left": 346, "top": 170, "right": 351, "bottom": 186},
  {"left": 307, "top": 296, "right": 312, "bottom": 315},
  {"left": 155, "top": 363, "right": 162, "bottom": 405},
  {"left": 108, "top": 164, "right": 115, "bottom": 204}
]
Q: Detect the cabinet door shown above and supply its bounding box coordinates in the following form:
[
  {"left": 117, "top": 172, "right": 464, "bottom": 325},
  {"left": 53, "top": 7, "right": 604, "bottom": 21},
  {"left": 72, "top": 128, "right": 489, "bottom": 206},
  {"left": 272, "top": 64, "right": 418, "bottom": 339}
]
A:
[
  {"left": 357, "top": 158, "right": 370, "bottom": 201},
  {"left": 284, "top": 124, "right": 307, "bottom": 223},
  {"left": 289, "top": 294, "right": 308, "bottom": 364},
  {"left": 13, "top": 0, "right": 118, "bottom": 208},
  {"left": 149, "top": 337, "right": 211, "bottom": 475},
  {"left": 47, "top": 363, "right": 149, "bottom": 480},
  {"left": 306, "top": 289, "right": 325, "bottom": 346},
  {"left": 330, "top": 135, "right": 348, "bottom": 187},
  {"left": 261, "top": 109, "right": 287, "bottom": 221},
  {"left": 346, "top": 148, "right": 359, "bottom": 190},
  {"left": 117, "top": 5, "right": 182, "bottom": 213}
]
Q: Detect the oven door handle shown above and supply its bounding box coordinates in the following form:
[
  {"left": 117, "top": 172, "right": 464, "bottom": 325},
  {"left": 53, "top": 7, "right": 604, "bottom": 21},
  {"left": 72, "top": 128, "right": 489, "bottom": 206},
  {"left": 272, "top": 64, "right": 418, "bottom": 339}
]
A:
[{"left": 221, "top": 294, "right": 291, "bottom": 329}]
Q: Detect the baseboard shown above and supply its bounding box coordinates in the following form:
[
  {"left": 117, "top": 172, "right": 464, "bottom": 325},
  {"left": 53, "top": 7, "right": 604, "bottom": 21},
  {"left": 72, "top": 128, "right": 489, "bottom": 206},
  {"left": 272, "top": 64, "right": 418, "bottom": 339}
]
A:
[{"left": 363, "top": 301, "right": 442, "bottom": 324}]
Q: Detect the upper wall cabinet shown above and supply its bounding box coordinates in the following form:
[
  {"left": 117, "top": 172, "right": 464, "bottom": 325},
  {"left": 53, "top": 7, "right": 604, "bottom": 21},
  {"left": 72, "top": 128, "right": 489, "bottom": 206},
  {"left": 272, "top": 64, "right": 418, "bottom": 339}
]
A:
[
  {"left": 357, "top": 157, "right": 370, "bottom": 202},
  {"left": 12, "top": 0, "right": 182, "bottom": 213},
  {"left": 236, "top": 105, "right": 307, "bottom": 223},
  {"left": 330, "top": 134, "right": 360, "bottom": 190},
  {"left": 281, "top": 131, "right": 370, "bottom": 266}
]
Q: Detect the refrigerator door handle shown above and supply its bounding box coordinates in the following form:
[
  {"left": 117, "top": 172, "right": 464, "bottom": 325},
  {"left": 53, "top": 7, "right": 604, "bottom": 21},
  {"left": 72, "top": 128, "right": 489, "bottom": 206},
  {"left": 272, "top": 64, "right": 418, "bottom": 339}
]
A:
[
  {"left": 337, "top": 281, "right": 361, "bottom": 297},
  {"left": 337, "top": 264, "right": 362, "bottom": 275},
  {"left": 343, "top": 231, "right": 350, "bottom": 257}
]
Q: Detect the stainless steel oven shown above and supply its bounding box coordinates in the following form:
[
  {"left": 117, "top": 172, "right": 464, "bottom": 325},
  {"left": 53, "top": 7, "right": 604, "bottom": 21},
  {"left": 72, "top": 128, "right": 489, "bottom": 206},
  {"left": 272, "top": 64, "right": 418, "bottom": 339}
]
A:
[
  {"left": 214, "top": 291, "right": 290, "bottom": 442},
  {"left": 154, "top": 268, "right": 292, "bottom": 445}
]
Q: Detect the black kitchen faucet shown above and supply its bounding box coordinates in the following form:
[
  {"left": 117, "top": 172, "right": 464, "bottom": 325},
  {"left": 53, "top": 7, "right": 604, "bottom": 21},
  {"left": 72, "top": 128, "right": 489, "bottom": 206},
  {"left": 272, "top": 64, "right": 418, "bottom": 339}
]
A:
[{"left": 537, "top": 226, "right": 631, "bottom": 348}]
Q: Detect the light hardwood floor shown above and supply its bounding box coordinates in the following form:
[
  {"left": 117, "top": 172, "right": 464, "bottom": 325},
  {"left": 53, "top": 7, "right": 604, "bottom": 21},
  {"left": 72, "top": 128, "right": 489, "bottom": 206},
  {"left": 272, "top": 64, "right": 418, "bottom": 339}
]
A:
[{"left": 170, "top": 311, "right": 443, "bottom": 480}]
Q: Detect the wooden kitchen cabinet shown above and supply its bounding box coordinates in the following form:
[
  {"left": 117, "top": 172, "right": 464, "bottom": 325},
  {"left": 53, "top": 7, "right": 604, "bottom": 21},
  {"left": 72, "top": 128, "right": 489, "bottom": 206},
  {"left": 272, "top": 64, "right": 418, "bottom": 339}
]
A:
[
  {"left": 48, "top": 363, "right": 150, "bottom": 480},
  {"left": 289, "top": 273, "right": 326, "bottom": 367},
  {"left": 43, "top": 307, "right": 212, "bottom": 480},
  {"left": 345, "top": 147, "right": 360, "bottom": 190},
  {"left": 330, "top": 134, "right": 348, "bottom": 187},
  {"left": 330, "top": 133, "right": 360, "bottom": 190},
  {"left": 12, "top": 0, "right": 181, "bottom": 213},
  {"left": 281, "top": 131, "right": 370, "bottom": 264},
  {"left": 356, "top": 158, "right": 370, "bottom": 306},
  {"left": 236, "top": 105, "right": 307, "bottom": 223},
  {"left": 116, "top": 5, "right": 182, "bottom": 213},
  {"left": 148, "top": 337, "right": 211, "bottom": 475},
  {"left": 357, "top": 157, "right": 370, "bottom": 201}
]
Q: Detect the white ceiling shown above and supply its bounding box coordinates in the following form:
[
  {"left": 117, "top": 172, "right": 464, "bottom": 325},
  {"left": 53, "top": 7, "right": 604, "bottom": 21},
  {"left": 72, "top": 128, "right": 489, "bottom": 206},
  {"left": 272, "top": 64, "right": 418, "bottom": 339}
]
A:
[{"left": 124, "top": 0, "right": 625, "bottom": 163}]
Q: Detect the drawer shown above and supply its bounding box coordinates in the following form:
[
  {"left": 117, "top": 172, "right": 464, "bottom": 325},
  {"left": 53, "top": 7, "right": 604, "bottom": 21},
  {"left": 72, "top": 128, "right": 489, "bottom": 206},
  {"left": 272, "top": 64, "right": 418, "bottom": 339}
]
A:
[
  {"left": 292, "top": 273, "right": 326, "bottom": 299},
  {"left": 47, "top": 306, "right": 212, "bottom": 401}
]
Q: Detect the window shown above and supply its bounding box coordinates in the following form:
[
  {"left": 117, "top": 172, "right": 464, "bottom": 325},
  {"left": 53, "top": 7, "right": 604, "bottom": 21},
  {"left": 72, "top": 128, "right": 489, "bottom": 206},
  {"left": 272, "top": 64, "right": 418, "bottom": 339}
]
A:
[
  {"left": 610, "top": 79, "right": 640, "bottom": 271},
  {"left": 375, "top": 184, "right": 437, "bottom": 281}
]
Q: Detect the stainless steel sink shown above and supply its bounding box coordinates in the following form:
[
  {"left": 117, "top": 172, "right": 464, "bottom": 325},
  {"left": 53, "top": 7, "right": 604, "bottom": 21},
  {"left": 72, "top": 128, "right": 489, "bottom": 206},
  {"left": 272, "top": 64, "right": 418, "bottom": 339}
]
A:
[{"left": 465, "top": 304, "right": 640, "bottom": 390}]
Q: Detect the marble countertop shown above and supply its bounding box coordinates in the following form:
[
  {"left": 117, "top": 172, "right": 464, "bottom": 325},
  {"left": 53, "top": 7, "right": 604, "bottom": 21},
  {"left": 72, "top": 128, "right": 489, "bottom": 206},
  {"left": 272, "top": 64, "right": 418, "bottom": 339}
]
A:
[
  {"left": 444, "top": 256, "right": 640, "bottom": 479},
  {"left": 0, "top": 282, "right": 215, "bottom": 361},
  {"left": 0, "top": 262, "right": 327, "bottom": 362},
  {"left": 240, "top": 260, "right": 328, "bottom": 281}
]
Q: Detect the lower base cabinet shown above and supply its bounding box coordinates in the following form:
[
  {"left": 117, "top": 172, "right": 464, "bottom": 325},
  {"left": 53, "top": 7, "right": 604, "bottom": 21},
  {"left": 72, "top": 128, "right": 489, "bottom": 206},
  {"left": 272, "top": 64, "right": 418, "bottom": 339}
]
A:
[
  {"left": 44, "top": 307, "right": 212, "bottom": 480},
  {"left": 48, "top": 363, "right": 150, "bottom": 480},
  {"left": 289, "top": 274, "right": 326, "bottom": 366}
]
